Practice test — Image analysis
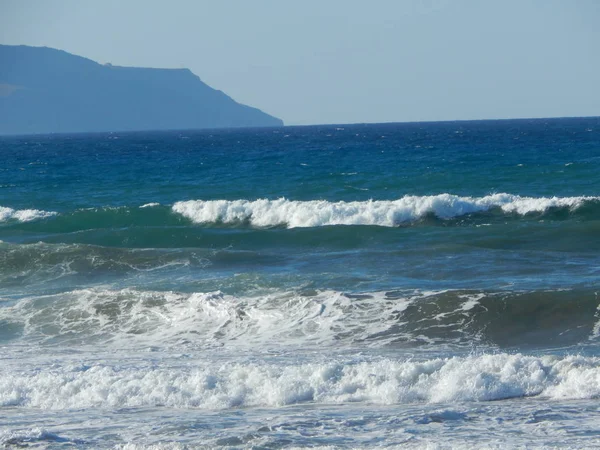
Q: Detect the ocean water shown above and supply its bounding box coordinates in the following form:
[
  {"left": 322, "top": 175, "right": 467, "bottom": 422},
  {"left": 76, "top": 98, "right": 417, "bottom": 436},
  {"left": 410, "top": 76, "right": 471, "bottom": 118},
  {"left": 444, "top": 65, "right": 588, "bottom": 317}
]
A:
[{"left": 1, "top": 117, "right": 600, "bottom": 449}]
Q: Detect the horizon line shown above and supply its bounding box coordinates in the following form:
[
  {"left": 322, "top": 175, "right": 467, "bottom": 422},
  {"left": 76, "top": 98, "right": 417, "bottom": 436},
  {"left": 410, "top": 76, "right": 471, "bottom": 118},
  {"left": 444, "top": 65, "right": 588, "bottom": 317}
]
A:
[{"left": 0, "top": 115, "right": 598, "bottom": 138}]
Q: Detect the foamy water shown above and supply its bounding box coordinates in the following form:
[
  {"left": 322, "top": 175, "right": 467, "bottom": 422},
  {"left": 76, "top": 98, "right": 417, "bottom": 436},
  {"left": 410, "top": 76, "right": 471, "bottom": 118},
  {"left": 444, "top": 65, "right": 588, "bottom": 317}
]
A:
[
  {"left": 2, "top": 119, "right": 600, "bottom": 448},
  {"left": 172, "top": 194, "right": 596, "bottom": 227},
  {"left": 0, "top": 205, "right": 56, "bottom": 222},
  {"left": 4, "top": 353, "right": 600, "bottom": 410}
]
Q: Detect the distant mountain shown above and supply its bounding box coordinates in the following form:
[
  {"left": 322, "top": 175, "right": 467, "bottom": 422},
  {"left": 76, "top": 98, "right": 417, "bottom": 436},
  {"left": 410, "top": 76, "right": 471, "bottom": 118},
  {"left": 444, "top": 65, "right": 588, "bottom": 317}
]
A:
[{"left": 0, "top": 45, "right": 283, "bottom": 135}]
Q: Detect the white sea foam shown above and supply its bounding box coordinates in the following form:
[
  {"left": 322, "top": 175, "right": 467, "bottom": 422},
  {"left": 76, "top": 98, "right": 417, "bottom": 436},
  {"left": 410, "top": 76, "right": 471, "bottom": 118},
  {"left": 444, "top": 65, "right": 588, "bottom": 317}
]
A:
[
  {"left": 0, "top": 288, "right": 419, "bottom": 349},
  {"left": 459, "top": 293, "right": 485, "bottom": 311},
  {"left": 0, "top": 427, "right": 65, "bottom": 446},
  {"left": 0, "top": 206, "right": 56, "bottom": 223},
  {"left": 2, "top": 353, "right": 600, "bottom": 410},
  {"left": 140, "top": 202, "right": 160, "bottom": 208},
  {"left": 172, "top": 194, "right": 597, "bottom": 228},
  {"left": 2, "top": 288, "right": 594, "bottom": 350},
  {"left": 116, "top": 444, "right": 187, "bottom": 450}
]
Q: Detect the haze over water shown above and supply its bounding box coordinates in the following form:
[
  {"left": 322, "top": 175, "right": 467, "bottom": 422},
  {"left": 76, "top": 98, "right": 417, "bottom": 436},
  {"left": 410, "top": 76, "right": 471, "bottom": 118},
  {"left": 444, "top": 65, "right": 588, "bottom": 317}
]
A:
[{"left": 1, "top": 117, "right": 600, "bottom": 448}]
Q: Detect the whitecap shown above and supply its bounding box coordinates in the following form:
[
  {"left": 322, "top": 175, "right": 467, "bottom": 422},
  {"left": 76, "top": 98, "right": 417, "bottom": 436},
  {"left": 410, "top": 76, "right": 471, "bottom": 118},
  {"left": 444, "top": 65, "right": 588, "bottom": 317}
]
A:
[
  {"left": 0, "top": 206, "right": 57, "bottom": 223},
  {"left": 3, "top": 353, "right": 600, "bottom": 409},
  {"left": 171, "top": 194, "right": 597, "bottom": 228}
]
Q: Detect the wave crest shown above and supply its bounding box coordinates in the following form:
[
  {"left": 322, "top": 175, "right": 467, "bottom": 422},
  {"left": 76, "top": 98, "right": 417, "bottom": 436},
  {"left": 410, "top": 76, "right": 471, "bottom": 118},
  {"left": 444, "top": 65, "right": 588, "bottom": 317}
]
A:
[
  {"left": 2, "top": 288, "right": 597, "bottom": 349},
  {"left": 0, "top": 206, "right": 56, "bottom": 223},
  {"left": 172, "top": 194, "right": 597, "bottom": 228},
  {"left": 3, "top": 353, "right": 600, "bottom": 409}
]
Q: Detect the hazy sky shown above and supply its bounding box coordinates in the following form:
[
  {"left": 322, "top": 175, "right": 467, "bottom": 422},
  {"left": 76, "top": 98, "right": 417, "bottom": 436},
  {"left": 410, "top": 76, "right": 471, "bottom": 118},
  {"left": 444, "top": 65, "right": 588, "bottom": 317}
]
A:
[{"left": 1, "top": 0, "right": 598, "bottom": 125}]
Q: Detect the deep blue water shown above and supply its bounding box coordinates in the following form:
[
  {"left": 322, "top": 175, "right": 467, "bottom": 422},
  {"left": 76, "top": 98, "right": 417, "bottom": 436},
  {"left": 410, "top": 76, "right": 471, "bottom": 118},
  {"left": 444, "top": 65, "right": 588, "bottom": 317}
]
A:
[
  {"left": 3, "top": 119, "right": 600, "bottom": 208},
  {"left": 1, "top": 117, "right": 600, "bottom": 448}
]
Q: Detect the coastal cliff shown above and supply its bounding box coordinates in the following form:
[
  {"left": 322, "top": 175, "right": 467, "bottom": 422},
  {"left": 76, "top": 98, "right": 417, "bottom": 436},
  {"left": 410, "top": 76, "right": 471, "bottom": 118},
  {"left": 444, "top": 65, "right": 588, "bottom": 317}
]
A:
[{"left": 0, "top": 45, "right": 283, "bottom": 135}]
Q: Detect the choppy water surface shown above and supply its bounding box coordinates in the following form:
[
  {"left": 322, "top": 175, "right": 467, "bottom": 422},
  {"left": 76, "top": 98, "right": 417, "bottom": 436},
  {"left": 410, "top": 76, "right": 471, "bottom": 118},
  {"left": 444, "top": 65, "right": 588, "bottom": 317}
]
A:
[{"left": 1, "top": 118, "right": 600, "bottom": 448}]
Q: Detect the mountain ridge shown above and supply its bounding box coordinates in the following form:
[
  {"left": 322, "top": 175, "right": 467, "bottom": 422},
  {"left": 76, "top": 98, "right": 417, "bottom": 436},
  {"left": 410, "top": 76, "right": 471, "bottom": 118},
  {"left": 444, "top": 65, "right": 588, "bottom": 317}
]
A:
[{"left": 0, "top": 45, "right": 283, "bottom": 135}]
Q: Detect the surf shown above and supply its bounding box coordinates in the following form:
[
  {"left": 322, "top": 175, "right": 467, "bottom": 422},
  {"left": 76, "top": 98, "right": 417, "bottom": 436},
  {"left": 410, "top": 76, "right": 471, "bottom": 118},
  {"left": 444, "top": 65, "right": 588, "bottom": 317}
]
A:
[{"left": 173, "top": 194, "right": 599, "bottom": 227}]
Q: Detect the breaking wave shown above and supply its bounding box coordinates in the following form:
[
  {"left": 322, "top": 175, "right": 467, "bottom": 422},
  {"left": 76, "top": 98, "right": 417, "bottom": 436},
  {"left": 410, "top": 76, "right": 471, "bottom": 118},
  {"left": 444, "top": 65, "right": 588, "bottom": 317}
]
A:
[
  {"left": 0, "top": 205, "right": 56, "bottom": 223},
  {"left": 172, "top": 194, "right": 600, "bottom": 228},
  {"left": 3, "top": 353, "right": 600, "bottom": 409},
  {"left": 3, "top": 194, "right": 599, "bottom": 232},
  {"left": 1, "top": 288, "right": 598, "bottom": 349}
]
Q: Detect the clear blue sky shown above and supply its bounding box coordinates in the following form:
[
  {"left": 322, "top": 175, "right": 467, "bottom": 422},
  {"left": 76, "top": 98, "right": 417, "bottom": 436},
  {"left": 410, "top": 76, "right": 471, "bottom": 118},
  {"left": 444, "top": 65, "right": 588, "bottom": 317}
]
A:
[{"left": 1, "top": 0, "right": 598, "bottom": 125}]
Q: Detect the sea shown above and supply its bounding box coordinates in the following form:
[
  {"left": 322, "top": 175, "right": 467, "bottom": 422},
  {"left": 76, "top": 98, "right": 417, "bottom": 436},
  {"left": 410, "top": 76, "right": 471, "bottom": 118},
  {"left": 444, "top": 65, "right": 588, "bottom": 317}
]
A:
[{"left": 1, "top": 117, "right": 600, "bottom": 449}]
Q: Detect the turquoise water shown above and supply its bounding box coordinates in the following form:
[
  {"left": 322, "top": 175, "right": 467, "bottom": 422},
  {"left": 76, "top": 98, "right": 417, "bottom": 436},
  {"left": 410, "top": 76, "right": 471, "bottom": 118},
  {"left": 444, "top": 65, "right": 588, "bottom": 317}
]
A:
[{"left": 1, "top": 117, "right": 600, "bottom": 448}]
